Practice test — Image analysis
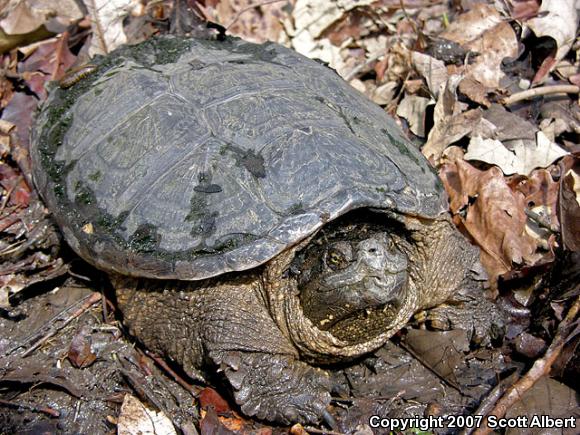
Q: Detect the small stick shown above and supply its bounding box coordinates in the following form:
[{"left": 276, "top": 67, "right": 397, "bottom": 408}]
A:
[
  {"left": 302, "top": 426, "right": 345, "bottom": 435},
  {"left": 67, "top": 269, "right": 92, "bottom": 282},
  {"left": 0, "top": 215, "right": 19, "bottom": 233},
  {"left": 503, "top": 85, "right": 580, "bottom": 105},
  {"left": 0, "top": 398, "right": 60, "bottom": 417},
  {"left": 144, "top": 350, "right": 201, "bottom": 395},
  {"left": 0, "top": 180, "right": 18, "bottom": 213},
  {"left": 399, "top": 341, "right": 462, "bottom": 391},
  {"left": 19, "top": 292, "right": 102, "bottom": 357},
  {"left": 472, "top": 295, "right": 580, "bottom": 435},
  {"left": 461, "top": 371, "right": 519, "bottom": 435}
]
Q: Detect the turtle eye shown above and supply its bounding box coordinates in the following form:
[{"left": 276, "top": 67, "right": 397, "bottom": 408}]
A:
[{"left": 326, "top": 248, "right": 348, "bottom": 270}]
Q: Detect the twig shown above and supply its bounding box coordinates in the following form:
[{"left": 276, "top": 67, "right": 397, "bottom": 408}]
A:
[
  {"left": 0, "top": 398, "right": 60, "bottom": 417},
  {"left": 461, "top": 371, "right": 519, "bottom": 435},
  {"left": 503, "top": 85, "right": 580, "bottom": 106},
  {"left": 144, "top": 349, "right": 201, "bottom": 395},
  {"left": 472, "top": 295, "right": 580, "bottom": 435},
  {"left": 0, "top": 179, "right": 18, "bottom": 213},
  {"left": 302, "top": 426, "right": 345, "bottom": 435},
  {"left": 67, "top": 269, "right": 92, "bottom": 282},
  {"left": 398, "top": 0, "right": 423, "bottom": 47},
  {"left": 0, "top": 240, "right": 25, "bottom": 256},
  {"left": 21, "top": 292, "right": 101, "bottom": 356},
  {"left": 0, "top": 215, "right": 19, "bottom": 233},
  {"left": 85, "top": 0, "right": 108, "bottom": 54},
  {"left": 226, "top": 0, "right": 287, "bottom": 30},
  {"left": 9, "top": 292, "right": 102, "bottom": 357},
  {"left": 399, "top": 341, "right": 462, "bottom": 392}
]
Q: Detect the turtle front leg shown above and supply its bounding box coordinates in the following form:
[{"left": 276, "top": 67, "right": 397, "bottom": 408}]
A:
[
  {"left": 415, "top": 283, "right": 506, "bottom": 346},
  {"left": 114, "top": 274, "right": 332, "bottom": 425},
  {"left": 199, "top": 281, "right": 332, "bottom": 425},
  {"left": 209, "top": 350, "right": 331, "bottom": 424}
]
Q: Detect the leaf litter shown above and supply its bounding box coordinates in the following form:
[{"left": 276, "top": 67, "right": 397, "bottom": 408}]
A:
[{"left": 0, "top": 0, "right": 579, "bottom": 434}]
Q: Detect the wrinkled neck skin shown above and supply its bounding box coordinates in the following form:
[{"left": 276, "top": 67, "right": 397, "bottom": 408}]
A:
[{"left": 261, "top": 215, "right": 480, "bottom": 364}]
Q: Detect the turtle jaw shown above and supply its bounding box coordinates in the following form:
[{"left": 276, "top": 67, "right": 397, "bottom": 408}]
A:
[
  {"left": 299, "top": 234, "right": 409, "bottom": 330},
  {"left": 309, "top": 269, "right": 407, "bottom": 330}
]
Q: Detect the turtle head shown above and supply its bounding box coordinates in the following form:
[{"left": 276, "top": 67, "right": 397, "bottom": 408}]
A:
[{"left": 293, "top": 228, "right": 408, "bottom": 333}]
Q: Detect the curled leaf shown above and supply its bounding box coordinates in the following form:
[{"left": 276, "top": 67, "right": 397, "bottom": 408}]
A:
[
  {"left": 440, "top": 160, "right": 541, "bottom": 284},
  {"left": 524, "top": 0, "right": 578, "bottom": 64}
]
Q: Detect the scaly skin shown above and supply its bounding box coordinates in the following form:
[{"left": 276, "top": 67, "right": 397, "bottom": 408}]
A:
[
  {"left": 114, "top": 273, "right": 331, "bottom": 424},
  {"left": 114, "top": 217, "right": 481, "bottom": 424}
]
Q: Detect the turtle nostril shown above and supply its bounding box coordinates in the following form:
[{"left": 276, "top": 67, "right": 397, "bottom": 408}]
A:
[{"left": 368, "top": 248, "right": 377, "bottom": 253}]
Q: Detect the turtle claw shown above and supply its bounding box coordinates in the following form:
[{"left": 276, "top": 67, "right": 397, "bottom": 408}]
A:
[
  {"left": 213, "top": 351, "right": 332, "bottom": 425},
  {"left": 419, "top": 297, "right": 506, "bottom": 346}
]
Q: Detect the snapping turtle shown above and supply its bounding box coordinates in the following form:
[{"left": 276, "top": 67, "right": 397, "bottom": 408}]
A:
[{"left": 31, "top": 36, "right": 483, "bottom": 424}]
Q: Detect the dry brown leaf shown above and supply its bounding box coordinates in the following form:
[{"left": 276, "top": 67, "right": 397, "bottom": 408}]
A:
[
  {"left": 540, "top": 98, "right": 580, "bottom": 136},
  {"left": 512, "top": 169, "right": 560, "bottom": 228},
  {"left": 290, "top": 424, "right": 309, "bottom": 435},
  {"left": 531, "top": 54, "right": 557, "bottom": 85},
  {"left": 458, "top": 76, "right": 490, "bottom": 107},
  {"left": 396, "top": 94, "right": 433, "bottom": 137},
  {"left": 68, "top": 329, "right": 97, "bottom": 368},
  {"left": 569, "top": 73, "right": 580, "bottom": 87},
  {"left": 505, "top": 377, "right": 579, "bottom": 435},
  {"left": 524, "top": 0, "right": 578, "bottom": 64},
  {"left": 200, "top": 407, "right": 235, "bottom": 434},
  {"left": 424, "top": 109, "right": 483, "bottom": 164},
  {"left": 559, "top": 157, "right": 580, "bottom": 251},
  {"left": 441, "top": 3, "right": 503, "bottom": 45},
  {"left": 117, "top": 394, "right": 176, "bottom": 435},
  {"left": 324, "top": 8, "right": 369, "bottom": 46},
  {"left": 422, "top": 75, "right": 482, "bottom": 163},
  {"left": 481, "top": 104, "right": 537, "bottom": 142},
  {"left": 199, "top": 387, "right": 232, "bottom": 415},
  {"left": 0, "top": 0, "right": 82, "bottom": 35},
  {"left": 214, "top": 0, "right": 288, "bottom": 43},
  {"left": 290, "top": 0, "right": 376, "bottom": 76},
  {"left": 440, "top": 160, "right": 541, "bottom": 284},
  {"left": 510, "top": 169, "right": 560, "bottom": 252},
  {"left": 371, "top": 81, "right": 398, "bottom": 105},
  {"left": 506, "top": 0, "right": 541, "bottom": 21},
  {"left": 0, "top": 363, "right": 83, "bottom": 397},
  {"left": 292, "top": 0, "right": 374, "bottom": 40},
  {"left": 86, "top": 0, "right": 135, "bottom": 55},
  {"left": 374, "top": 56, "right": 388, "bottom": 82},
  {"left": 464, "top": 132, "right": 569, "bottom": 176},
  {"left": 441, "top": 3, "right": 518, "bottom": 88},
  {"left": 0, "top": 0, "right": 42, "bottom": 35},
  {"left": 18, "top": 37, "right": 76, "bottom": 100},
  {"left": 464, "top": 21, "right": 518, "bottom": 89},
  {"left": 411, "top": 50, "right": 447, "bottom": 97},
  {"left": 1, "top": 91, "right": 37, "bottom": 149},
  {"left": 0, "top": 160, "right": 30, "bottom": 207}
]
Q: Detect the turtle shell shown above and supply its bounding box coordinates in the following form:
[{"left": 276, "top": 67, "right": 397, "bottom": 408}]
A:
[{"left": 31, "top": 36, "right": 447, "bottom": 280}]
